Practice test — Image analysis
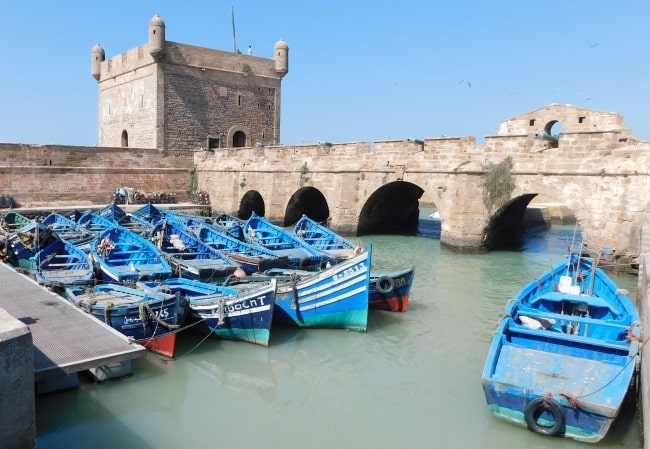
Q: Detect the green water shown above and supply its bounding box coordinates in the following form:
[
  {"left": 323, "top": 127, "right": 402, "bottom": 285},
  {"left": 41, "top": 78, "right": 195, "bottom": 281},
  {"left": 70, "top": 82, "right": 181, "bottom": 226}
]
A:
[{"left": 35, "top": 213, "right": 641, "bottom": 449}]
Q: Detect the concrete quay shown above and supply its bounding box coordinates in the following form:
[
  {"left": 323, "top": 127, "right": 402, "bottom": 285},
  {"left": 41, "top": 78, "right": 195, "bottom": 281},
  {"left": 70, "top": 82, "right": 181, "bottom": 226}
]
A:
[{"left": 0, "top": 264, "right": 147, "bottom": 448}]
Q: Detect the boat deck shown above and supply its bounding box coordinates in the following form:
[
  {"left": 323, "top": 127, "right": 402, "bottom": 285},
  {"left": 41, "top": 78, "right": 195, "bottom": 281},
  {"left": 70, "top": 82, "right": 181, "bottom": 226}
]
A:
[
  {"left": 494, "top": 344, "right": 629, "bottom": 407},
  {"left": 0, "top": 264, "right": 146, "bottom": 385}
]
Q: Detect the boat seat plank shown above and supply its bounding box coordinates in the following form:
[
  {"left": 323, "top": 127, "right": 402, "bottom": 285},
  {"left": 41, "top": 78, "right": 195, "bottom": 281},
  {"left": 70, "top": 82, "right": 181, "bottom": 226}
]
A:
[{"left": 510, "top": 321, "right": 629, "bottom": 350}]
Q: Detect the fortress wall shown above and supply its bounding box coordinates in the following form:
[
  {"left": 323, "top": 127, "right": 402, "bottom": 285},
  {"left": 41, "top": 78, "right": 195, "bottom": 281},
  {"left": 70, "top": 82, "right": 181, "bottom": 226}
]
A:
[{"left": 0, "top": 144, "right": 193, "bottom": 206}]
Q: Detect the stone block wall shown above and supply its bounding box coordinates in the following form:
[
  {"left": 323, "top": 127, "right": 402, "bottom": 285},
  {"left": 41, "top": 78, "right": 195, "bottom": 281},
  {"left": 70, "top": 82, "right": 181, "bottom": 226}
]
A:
[{"left": 0, "top": 144, "right": 193, "bottom": 206}]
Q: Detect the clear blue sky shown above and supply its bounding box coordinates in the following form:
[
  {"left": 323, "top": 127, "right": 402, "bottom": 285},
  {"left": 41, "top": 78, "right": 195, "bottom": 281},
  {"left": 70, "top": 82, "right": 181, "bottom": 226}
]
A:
[{"left": 1, "top": 1, "right": 649, "bottom": 146}]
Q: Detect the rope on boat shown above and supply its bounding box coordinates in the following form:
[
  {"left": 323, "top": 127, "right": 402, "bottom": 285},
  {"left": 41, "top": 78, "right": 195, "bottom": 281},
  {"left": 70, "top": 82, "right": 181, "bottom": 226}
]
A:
[
  {"left": 104, "top": 301, "right": 113, "bottom": 324},
  {"left": 290, "top": 273, "right": 298, "bottom": 309},
  {"left": 138, "top": 301, "right": 181, "bottom": 330},
  {"left": 218, "top": 297, "right": 225, "bottom": 325},
  {"left": 557, "top": 322, "right": 645, "bottom": 405}
]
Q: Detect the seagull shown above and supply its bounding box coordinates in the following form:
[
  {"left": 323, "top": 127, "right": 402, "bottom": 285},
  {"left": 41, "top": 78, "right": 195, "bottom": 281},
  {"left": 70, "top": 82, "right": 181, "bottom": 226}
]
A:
[{"left": 458, "top": 79, "right": 471, "bottom": 87}]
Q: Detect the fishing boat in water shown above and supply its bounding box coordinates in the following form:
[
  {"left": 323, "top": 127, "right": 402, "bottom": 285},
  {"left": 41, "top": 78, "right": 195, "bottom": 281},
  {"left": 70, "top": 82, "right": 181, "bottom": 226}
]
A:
[
  {"left": 293, "top": 214, "right": 415, "bottom": 312},
  {"left": 229, "top": 244, "right": 372, "bottom": 332},
  {"left": 90, "top": 225, "right": 172, "bottom": 284},
  {"left": 33, "top": 237, "right": 94, "bottom": 287},
  {"left": 41, "top": 213, "right": 96, "bottom": 250},
  {"left": 244, "top": 212, "right": 334, "bottom": 270},
  {"left": 213, "top": 212, "right": 246, "bottom": 240},
  {"left": 153, "top": 216, "right": 240, "bottom": 281},
  {"left": 481, "top": 250, "right": 641, "bottom": 442},
  {"left": 137, "top": 277, "right": 277, "bottom": 347},
  {"left": 64, "top": 283, "right": 189, "bottom": 358}
]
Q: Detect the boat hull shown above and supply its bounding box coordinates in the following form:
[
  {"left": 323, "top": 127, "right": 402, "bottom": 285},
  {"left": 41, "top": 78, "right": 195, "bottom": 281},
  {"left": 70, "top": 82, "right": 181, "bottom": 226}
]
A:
[
  {"left": 138, "top": 277, "right": 277, "bottom": 347},
  {"left": 267, "top": 246, "right": 371, "bottom": 331},
  {"left": 481, "top": 251, "right": 641, "bottom": 442},
  {"left": 65, "top": 284, "right": 189, "bottom": 358},
  {"left": 368, "top": 267, "right": 415, "bottom": 312}
]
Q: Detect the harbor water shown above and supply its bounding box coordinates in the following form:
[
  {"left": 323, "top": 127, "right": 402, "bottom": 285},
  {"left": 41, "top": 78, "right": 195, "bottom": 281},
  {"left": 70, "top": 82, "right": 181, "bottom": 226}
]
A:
[{"left": 35, "top": 209, "right": 641, "bottom": 449}]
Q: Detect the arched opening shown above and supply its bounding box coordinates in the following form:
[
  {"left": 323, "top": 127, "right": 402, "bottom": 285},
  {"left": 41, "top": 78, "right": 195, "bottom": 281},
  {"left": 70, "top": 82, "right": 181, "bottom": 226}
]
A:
[
  {"left": 283, "top": 187, "right": 329, "bottom": 226},
  {"left": 483, "top": 194, "right": 537, "bottom": 250},
  {"left": 237, "top": 190, "right": 265, "bottom": 219},
  {"left": 483, "top": 193, "right": 580, "bottom": 251},
  {"left": 233, "top": 131, "right": 247, "bottom": 148},
  {"left": 121, "top": 130, "right": 129, "bottom": 147},
  {"left": 540, "top": 120, "right": 563, "bottom": 148},
  {"left": 357, "top": 181, "right": 424, "bottom": 236}
]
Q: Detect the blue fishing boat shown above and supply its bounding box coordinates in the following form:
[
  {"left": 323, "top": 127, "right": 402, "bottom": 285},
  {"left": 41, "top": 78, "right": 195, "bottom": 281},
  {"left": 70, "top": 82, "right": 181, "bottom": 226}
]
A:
[
  {"left": 95, "top": 203, "right": 161, "bottom": 236},
  {"left": 77, "top": 211, "right": 115, "bottom": 235},
  {"left": 41, "top": 213, "right": 96, "bottom": 249},
  {"left": 137, "top": 277, "right": 277, "bottom": 346},
  {"left": 213, "top": 212, "right": 245, "bottom": 240},
  {"left": 64, "top": 283, "right": 189, "bottom": 358},
  {"left": 230, "top": 244, "right": 372, "bottom": 331},
  {"left": 244, "top": 212, "right": 334, "bottom": 270},
  {"left": 154, "top": 217, "right": 240, "bottom": 281},
  {"left": 293, "top": 214, "right": 416, "bottom": 312},
  {"left": 188, "top": 220, "right": 289, "bottom": 274},
  {"left": 33, "top": 237, "right": 94, "bottom": 286},
  {"left": 90, "top": 225, "right": 172, "bottom": 283},
  {"left": 481, "top": 250, "right": 641, "bottom": 442}
]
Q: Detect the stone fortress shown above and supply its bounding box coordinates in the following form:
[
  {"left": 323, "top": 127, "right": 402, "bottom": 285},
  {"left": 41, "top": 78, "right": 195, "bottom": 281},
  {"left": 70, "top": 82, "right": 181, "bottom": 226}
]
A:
[
  {"left": 0, "top": 13, "right": 648, "bottom": 265},
  {"left": 91, "top": 14, "right": 289, "bottom": 153}
]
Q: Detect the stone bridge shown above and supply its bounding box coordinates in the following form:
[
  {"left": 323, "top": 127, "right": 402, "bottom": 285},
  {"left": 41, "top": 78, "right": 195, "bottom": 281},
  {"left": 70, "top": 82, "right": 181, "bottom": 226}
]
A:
[{"left": 195, "top": 104, "right": 649, "bottom": 265}]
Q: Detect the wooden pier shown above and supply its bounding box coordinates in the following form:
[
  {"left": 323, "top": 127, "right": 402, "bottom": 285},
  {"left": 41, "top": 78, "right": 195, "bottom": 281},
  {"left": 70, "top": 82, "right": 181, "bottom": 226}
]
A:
[{"left": 0, "top": 263, "right": 146, "bottom": 393}]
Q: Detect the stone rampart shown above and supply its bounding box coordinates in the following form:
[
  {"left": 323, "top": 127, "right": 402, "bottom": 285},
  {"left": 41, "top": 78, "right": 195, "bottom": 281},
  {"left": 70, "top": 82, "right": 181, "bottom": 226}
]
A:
[{"left": 0, "top": 143, "right": 193, "bottom": 206}]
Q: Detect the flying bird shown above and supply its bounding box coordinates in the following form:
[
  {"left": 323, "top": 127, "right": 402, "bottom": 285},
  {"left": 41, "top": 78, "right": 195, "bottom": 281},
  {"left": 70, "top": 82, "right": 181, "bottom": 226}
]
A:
[{"left": 458, "top": 79, "right": 471, "bottom": 87}]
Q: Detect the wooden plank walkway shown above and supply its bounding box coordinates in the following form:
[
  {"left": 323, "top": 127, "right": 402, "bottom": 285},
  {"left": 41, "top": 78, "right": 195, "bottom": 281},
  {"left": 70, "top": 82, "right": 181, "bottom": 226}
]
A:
[{"left": 0, "top": 264, "right": 146, "bottom": 382}]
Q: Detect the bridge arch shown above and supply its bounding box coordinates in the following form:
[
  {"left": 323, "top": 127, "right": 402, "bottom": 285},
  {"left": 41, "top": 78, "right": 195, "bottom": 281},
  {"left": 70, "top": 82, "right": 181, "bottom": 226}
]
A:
[
  {"left": 283, "top": 187, "right": 329, "bottom": 226},
  {"left": 358, "top": 181, "right": 424, "bottom": 236},
  {"left": 237, "top": 190, "right": 265, "bottom": 219}
]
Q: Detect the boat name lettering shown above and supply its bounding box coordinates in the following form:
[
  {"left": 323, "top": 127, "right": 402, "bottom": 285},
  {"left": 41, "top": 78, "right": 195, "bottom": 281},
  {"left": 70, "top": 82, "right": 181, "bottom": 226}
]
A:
[
  {"left": 225, "top": 297, "right": 265, "bottom": 313},
  {"left": 333, "top": 262, "right": 364, "bottom": 281},
  {"left": 395, "top": 276, "right": 406, "bottom": 286},
  {"left": 122, "top": 307, "right": 169, "bottom": 325}
]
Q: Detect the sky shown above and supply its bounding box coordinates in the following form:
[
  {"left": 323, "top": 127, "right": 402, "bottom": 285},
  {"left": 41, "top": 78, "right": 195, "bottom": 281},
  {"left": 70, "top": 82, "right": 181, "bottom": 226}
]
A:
[{"left": 1, "top": 1, "right": 649, "bottom": 146}]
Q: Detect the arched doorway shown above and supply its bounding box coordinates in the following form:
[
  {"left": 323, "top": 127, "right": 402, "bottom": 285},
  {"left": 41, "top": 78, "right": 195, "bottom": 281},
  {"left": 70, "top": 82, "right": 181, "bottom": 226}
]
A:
[
  {"left": 121, "top": 130, "right": 129, "bottom": 147},
  {"left": 233, "top": 131, "right": 247, "bottom": 148}
]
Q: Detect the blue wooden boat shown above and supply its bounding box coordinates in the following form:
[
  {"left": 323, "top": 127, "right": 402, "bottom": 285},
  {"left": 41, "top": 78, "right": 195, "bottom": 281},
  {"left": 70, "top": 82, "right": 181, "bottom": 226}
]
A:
[
  {"left": 77, "top": 211, "right": 115, "bottom": 235},
  {"left": 90, "top": 225, "right": 172, "bottom": 284},
  {"left": 244, "top": 212, "right": 335, "bottom": 270},
  {"left": 33, "top": 237, "right": 94, "bottom": 286},
  {"left": 137, "top": 277, "right": 277, "bottom": 346},
  {"left": 230, "top": 244, "right": 372, "bottom": 331},
  {"left": 41, "top": 213, "right": 96, "bottom": 249},
  {"left": 94, "top": 203, "right": 161, "bottom": 236},
  {"left": 293, "top": 214, "right": 416, "bottom": 312},
  {"left": 184, "top": 219, "right": 289, "bottom": 275},
  {"left": 155, "top": 217, "right": 240, "bottom": 281},
  {"left": 481, "top": 250, "right": 641, "bottom": 442},
  {"left": 64, "top": 283, "right": 189, "bottom": 358},
  {"left": 213, "top": 212, "right": 245, "bottom": 240}
]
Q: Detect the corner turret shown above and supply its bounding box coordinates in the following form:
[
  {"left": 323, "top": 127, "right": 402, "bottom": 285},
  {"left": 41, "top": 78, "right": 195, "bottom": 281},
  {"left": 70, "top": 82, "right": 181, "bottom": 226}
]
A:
[
  {"left": 148, "top": 13, "right": 166, "bottom": 60},
  {"left": 91, "top": 42, "right": 105, "bottom": 81},
  {"left": 274, "top": 39, "right": 289, "bottom": 77}
]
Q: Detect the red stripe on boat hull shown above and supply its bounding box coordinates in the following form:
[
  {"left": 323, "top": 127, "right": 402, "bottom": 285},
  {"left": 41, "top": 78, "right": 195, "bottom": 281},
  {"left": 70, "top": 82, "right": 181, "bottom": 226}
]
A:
[
  {"left": 369, "top": 295, "right": 409, "bottom": 312},
  {"left": 137, "top": 333, "right": 176, "bottom": 358}
]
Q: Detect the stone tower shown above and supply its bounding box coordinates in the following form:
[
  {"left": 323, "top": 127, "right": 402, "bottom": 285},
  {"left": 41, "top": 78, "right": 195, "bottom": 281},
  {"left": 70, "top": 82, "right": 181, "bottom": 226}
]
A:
[{"left": 90, "top": 14, "right": 289, "bottom": 153}]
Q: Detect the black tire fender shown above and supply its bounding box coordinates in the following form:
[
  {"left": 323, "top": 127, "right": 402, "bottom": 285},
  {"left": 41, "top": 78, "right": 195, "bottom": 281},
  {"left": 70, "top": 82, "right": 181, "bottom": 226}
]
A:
[
  {"left": 375, "top": 276, "right": 395, "bottom": 295},
  {"left": 524, "top": 397, "right": 565, "bottom": 437}
]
